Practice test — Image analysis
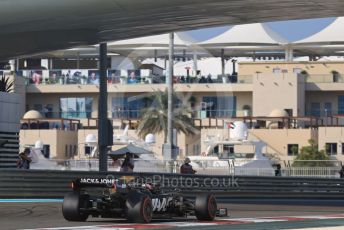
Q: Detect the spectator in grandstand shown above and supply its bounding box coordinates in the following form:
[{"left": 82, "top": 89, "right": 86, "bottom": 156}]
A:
[{"left": 206, "top": 74, "right": 213, "bottom": 83}]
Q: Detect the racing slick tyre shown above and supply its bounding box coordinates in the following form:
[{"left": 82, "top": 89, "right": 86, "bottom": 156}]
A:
[
  {"left": 62, "top": 192, "right": 89, "bottom": 222},
  {"left": 195, "top": 194, "right": 217, "bottom": 221},
  {"left": 126, "top": 191, "right": 153, "bottom": 223}
]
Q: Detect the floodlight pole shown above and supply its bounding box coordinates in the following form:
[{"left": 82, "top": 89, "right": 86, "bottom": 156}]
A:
[
  {"left": 167, "top": 33, "right": 174, "bottom": 159},
  {"left": 98, "top": 42, "right": 108, "bottom": 172}
]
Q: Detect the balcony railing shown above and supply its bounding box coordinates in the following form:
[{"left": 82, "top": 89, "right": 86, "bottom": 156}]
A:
[
  {"left": 24, "top": 74, "right": 253, "bottom": 86},
  {"left": 305, "top": 109, "right": 344, "bottom": 117},
  {"left": 21, "top": 114, "right": 344, "bottom": 131},
  {"left": 23, "top": 109, "right": 239, "bottom": 121},
  {"left": 305, "top": 74, "right": 344, "bottom": 83},
  {"left": 21, "top": 118, "right": 81, "bottom": 130}
]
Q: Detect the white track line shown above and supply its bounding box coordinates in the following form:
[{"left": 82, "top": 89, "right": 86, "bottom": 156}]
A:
[{"left": 21, "top": 214, "right": 344, "bottom": 230}]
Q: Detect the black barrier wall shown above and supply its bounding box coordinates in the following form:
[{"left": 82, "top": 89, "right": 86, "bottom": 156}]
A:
[{"left": 1, "top": 169, "right": 344, "bottom": 199}]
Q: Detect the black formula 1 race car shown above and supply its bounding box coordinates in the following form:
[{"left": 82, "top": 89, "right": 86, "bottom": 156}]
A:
[{"left": 62, "top": 176, "right": 226, "bottom": 223}]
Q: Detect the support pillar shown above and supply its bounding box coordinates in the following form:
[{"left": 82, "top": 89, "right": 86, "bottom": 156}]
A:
[
  {"left": 221, "top": 49, "right": 225, "bottom": 78},
  {"left": 48, "top": 58, "right": 53, "bottom": 70},
  {"left": 288, "top": 48, "right": 294, "bottom": 61},
  {"left": 285, "top": 47, "right": 294, "bottom": 62},
  {"left": 98, "top": 43, "right": 108, "bottom": 172},
  {"left": 285, "top": 48, "right": 289, "bottom": 61},
  {"left": 193, "top": 52, "right": 198, "bottom": 76},
  {"left": 76, "top": 52, "right": 80, "bottom": 69},
  {"left": 15, "top": 59, "right": 19, "bottom": 71},
  {"left": 164, "top": 32, "right": 174, "bottom": 161},
  {"left": 9, "top": 60, "right": 15, "bottom": 72}
]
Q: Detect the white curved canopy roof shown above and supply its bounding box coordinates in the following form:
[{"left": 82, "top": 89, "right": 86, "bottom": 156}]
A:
[
  {"left": 199, "top": 23, "right": 288, "bottom": 46},
  {"left": 107, "top": 33, "right": 193, "bottom": 48},
  {"left": 295, "top": 17, "right": 344, "bottom": 45}
]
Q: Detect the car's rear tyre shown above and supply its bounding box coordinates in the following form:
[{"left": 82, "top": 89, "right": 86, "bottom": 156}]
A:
[
  {"left": 62, "top": 192, "right": 89, "bottom": 222},
  {"left": 126, "top": 191, "right": 153, "bottom": 223},
  {"left": 195, "top": 194, "right": 217, "bottom": 221}
]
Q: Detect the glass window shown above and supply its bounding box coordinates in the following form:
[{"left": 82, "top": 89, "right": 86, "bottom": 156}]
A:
[
  {"left": 67, "top": 98, "right": 77, "bottom": 118},
  {"left": 73, "top": 145, "right": 77, "bottom": 156},
  {"left": 326, "top": 143, "right": 337, "bottom": 155},
  {"left": 202, "top": 96, "right": 236, "bottom": 118},
  {"left": 60, "top": 97, "right": 93, "bottom": 118},
  {"left": 310, "top": 102, "right": 321, "bottom": 117},
  {"left": 293, "top": 68, "right": 302, "bottom": 74},
  {"left": 338, "top": 96, "right": 344, "bottom": 115},
  {"left": 85, "top": 98, "right": 93, "bottom": 118},
  {"left": 112, "top": 96, "right": 149, "bottom": 119},
  {"left": 112, "top": 97, "right": 127, "bottom": 119},
  {"left": 33, "top": 104, "right": 42, "bottom": 112},
  {"left": 69, "top": 145, "right": 73, "bottom": 158},
  {"left": 128, "top": 96, "right": 146, "bottom": 119},
  {"left": 272, "top": 68, "right": 281, "bottom": 74},
  {"left": 287, "top": 144, "right": 299, "bottom": 156},
  {"left": 324, "top": 102, "right": 332, "bottom": 116},
  {"left": 85, "top": 146, "right": 92, "bottom": 155}
]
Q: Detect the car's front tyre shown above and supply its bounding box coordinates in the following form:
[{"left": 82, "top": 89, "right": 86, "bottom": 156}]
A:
[{"left": 195, "top": 194, "right": 217, "bottom": 221}]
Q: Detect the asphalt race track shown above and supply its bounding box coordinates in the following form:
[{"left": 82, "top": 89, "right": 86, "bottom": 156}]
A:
[{"left": 1, "top": 200, "right": 344, "bottom": 230}]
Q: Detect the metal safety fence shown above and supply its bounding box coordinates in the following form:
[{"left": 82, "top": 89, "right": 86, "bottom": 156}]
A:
[{"left": 1, "top": 169, "right": 344, "bottom": 199}]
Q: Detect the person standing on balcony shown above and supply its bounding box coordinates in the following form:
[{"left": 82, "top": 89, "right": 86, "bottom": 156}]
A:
[
  {"left": 120, "top": 153, "right": 134, "bottom": 173},
  {"left": 43, "top": 105, "right": 49, "bottom": 118},
  {"left": 339, "top": 166, "right": 344, "bottom": 178},
  {"left": 275, "top": 164, "right": 282, "bottom": 176},
  {"left": 17, "top": 148, "right": 32, "bottom": 169},
  {"left": 180, "top": 157, "right": 196, "bottom": 174}
]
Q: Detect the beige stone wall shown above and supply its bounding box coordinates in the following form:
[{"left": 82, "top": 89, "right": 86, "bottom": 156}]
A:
[
  {"left": 26, "top": 83, "right": 252, "bottom": 94},
  {"left": 250, "top": 128, "right": 318, "bottom": 162},
  {"left": 236, "top": 92, "right": 253, "bottom": 116},
  {"left": 200, "top": 127, "right": 317, "bottom": 162},
  {"left": 252, "top": 73, "right": 306, "bottom": 116},
  {"left": 20, "top": 130, "right": 78, "bottom": 159},
  {"left": 318, "top": 127, "right": 344, "bottom": 160},
  {"left": 239, "top": 61, "right": 344, "bottom": 76}
]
